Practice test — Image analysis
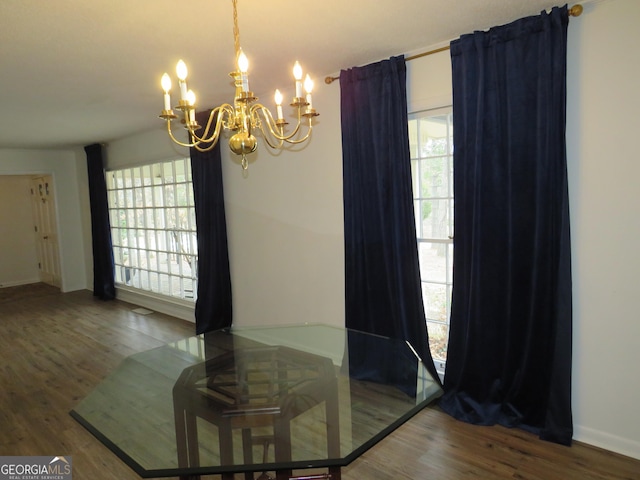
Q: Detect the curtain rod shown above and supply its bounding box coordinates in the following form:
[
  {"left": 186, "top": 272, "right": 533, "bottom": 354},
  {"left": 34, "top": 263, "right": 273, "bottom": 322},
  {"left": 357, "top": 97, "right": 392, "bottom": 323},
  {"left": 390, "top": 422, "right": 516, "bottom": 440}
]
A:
[{"left": 324, "top": 3, "right": 583, "bottom": 85}]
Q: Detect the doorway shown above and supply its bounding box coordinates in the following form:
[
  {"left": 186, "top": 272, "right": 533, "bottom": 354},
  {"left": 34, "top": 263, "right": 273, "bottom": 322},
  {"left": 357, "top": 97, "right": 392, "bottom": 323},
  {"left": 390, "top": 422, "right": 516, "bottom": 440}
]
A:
[{"left": 29, "top": 175, "right": 62, "bottom": 288}]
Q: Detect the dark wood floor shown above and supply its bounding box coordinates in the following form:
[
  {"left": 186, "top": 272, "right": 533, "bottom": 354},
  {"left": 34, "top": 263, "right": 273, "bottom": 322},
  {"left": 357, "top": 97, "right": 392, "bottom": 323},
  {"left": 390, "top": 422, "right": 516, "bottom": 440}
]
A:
[{"left": 1, "top": 284, "right": 638, "bottom": 479}]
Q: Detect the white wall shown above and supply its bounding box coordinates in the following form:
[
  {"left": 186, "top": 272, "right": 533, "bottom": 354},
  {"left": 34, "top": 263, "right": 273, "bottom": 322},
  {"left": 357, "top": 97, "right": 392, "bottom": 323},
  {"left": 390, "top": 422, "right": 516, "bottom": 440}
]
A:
[
  {"left": 0, "top": 148, "right": 89, "bottom": 292},
  {"left": 406, "top": 44, "right": 453, "bottom": 112},
  {"left": 0, "top": 176, "right": 39, "bottom": 286},
  {"left": 106, "top": 128, "right": 189, "bottom": 170},
  {"left": 219, "top": 82, "right": 345, "bottom": 328},
  {"left": 565, "top": 0, "right": 640, "bottom": 459}
]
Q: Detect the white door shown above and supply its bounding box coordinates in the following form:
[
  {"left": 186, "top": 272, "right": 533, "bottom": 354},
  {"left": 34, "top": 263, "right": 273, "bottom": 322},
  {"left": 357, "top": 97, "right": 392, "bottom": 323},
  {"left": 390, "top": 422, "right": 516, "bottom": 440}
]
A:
[{"left": 30, "top": 176, "right": 61, "bottom": 287}]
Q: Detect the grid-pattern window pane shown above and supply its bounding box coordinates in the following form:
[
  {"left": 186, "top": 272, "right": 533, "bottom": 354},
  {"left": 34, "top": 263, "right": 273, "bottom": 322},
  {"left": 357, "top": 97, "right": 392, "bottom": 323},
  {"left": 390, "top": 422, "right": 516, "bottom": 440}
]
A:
[
  {"left": 106, "top": 158, "right": 197, "bottom": 301},
  {"left": 409, "top": 107, "right": 454, "bottom": 364}
]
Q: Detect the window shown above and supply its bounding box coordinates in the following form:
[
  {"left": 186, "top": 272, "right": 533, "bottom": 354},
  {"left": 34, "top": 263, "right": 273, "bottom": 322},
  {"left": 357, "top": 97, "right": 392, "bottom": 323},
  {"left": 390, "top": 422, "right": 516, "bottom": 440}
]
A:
[
  {"left": 106, "top": 158, "right": 197, "bottom": 302},
  {"left": 409, "top": 107, "right": 454, "bottom": 367}
]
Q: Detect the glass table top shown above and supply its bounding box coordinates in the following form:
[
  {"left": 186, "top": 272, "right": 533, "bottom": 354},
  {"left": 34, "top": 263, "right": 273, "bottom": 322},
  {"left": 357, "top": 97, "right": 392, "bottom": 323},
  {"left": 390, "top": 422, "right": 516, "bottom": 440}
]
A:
[{"left": 71, "top": 324, "right": 443, "bottom": 478}]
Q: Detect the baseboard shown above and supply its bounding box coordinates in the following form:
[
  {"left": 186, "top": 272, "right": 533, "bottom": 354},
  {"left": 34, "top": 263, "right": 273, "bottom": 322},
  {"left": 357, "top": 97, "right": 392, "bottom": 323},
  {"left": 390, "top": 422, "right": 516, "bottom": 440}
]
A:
[
  {"left": 574, "top": 424, "right": 640, "bottom": 460},
  {"left": 0, "top": 278, "right": 41, "bottom": 288},
  {"left": 115, "top": 287, "right": 196, "bottom": 323}
]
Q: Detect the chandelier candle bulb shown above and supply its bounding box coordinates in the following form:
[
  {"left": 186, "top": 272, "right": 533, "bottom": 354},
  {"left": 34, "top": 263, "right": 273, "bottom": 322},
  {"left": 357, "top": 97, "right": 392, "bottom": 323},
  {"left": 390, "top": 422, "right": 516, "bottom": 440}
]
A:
[
  {"left": 274, "top": 89, "right": 284, "bottom": 120},
  {"left": 238, "top": 49, "right": 250, "bottom": 92},
  {"left": 304, "top": 74, "right": 314, "bottom": 109},
  {"left": 161, "top": 73, "right": 172, "bottom": 111},
  {"left": 293, "top": 61, "right": 303, "bottom": 98},
  {"left": 187, "top": 90, "right": 196, "bottom": 123},
  {"left": 176, "top": 60, "right": 188, "bottom": 100}
]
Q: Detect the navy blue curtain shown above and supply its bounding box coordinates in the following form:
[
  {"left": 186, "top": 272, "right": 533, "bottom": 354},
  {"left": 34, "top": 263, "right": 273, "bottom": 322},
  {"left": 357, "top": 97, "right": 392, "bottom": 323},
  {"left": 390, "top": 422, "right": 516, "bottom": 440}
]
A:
[
  {"left": 439, "top": 6, "right": 573, "bottom": 445},
  {"left": 84, "top": 143, "right": 115, "bottom": 300},
  {"left": 340, "top": 56, "right": 440, "bottom": 388},
  {"left": 190, "top": 110, "right": 233, "bottom": 334}
]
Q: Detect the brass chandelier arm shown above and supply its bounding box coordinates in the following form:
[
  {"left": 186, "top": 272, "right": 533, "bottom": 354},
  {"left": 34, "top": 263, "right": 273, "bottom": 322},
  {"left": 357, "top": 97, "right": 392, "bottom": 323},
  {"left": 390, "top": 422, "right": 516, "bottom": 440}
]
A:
[
  {"left": 188, "top": 104, "right": 235, "bottom": 143},
  {"left": 166, "top": 121, "right": 200, "bottom": 149},
  {"left": 253, "top": 108, "right": 286, "bottom": 149},
  {"left": 165, "top": 104, "right": 235, "bottom": 152},
  {"left": 253, "top": 104, "right": 298, "bottom": 143},
  {"left": 252, "top": 105, "right": 314, "bottom": 146},
  {"left": 278, "top": 117, "right": 314, "bottom": 145}
]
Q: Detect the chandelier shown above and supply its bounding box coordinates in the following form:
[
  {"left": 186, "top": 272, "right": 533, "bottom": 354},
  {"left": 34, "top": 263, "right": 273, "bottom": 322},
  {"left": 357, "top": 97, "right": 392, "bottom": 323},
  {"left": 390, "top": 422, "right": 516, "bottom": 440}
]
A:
[{"left": 159, "top": 0, "right": 319, "bottom": 171}]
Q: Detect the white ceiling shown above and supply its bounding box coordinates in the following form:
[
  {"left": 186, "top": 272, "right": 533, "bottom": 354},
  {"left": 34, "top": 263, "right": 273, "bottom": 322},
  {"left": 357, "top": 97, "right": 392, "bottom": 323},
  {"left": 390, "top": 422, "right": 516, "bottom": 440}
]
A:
[{"left": 1, "top": 0, "right": 573, "bottom": 150}]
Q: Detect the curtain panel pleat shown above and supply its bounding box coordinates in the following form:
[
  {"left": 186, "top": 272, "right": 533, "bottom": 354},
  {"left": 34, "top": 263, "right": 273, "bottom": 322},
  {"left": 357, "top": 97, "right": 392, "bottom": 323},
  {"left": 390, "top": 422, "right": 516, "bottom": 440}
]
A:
[
  {"left": 84, "top": 143, "right": 116, "bottom": 300},
  {"left": 190, "top": 110, "right": 233, "bottom": 334},
  {"left": 439, "top": 6, "right": 573, "bottom": 445},
  {"left": 340, "top": 56, "right": 440, "bottom": 388}
]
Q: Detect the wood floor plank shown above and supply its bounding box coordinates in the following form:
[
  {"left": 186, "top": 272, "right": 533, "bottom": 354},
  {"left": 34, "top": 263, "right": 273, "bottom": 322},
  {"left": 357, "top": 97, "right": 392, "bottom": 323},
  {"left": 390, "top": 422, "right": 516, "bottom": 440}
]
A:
[{"left": 1, "top": 284, "right": 638, "bottom": 479}]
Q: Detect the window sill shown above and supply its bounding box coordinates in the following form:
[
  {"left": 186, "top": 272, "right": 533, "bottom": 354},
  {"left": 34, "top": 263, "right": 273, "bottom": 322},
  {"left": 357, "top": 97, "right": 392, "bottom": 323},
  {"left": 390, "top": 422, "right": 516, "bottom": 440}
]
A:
[{"left": 115, "top": 286, "right": 195, "bottom": 323}]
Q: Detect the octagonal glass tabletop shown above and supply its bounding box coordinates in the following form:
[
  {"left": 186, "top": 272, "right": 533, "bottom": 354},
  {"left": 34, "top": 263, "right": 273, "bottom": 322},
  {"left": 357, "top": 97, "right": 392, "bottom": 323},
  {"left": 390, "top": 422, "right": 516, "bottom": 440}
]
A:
[{"left": 71, "top": 324, "right": 443, "bottom": 478}]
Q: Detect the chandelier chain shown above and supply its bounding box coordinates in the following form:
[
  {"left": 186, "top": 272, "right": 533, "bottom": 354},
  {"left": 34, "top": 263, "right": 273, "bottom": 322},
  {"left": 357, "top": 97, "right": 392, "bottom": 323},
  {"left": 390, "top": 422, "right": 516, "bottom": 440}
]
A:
[{"left": 232, "top": 0, "right": 241, "bottom": 58}]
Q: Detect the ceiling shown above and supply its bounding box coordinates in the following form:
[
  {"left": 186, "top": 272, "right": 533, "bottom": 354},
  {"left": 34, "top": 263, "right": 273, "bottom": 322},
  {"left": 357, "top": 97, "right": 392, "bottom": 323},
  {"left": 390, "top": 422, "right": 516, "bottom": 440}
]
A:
[{"left": 1, "top": 0, "right": 574, "bottom": 150}]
